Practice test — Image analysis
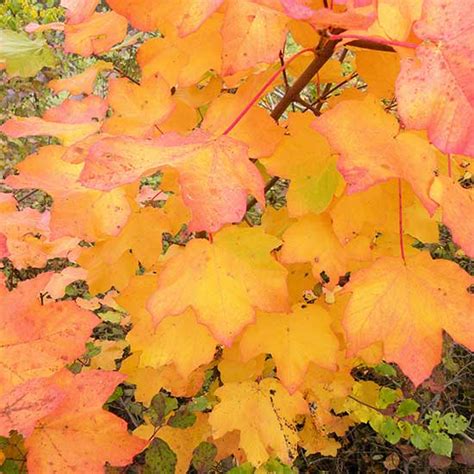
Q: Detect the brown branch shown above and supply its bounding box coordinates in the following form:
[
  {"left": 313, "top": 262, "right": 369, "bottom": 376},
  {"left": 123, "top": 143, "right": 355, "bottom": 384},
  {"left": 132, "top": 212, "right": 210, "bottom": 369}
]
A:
[
  {"left": 245, "top": 35, "right": 344, "bottom": 214},
  {"left": 270, "top": 34, "right": 342, "bottom": 121},
  {"left": 112, "top": 65, "right": 140, "bottom": 85}
]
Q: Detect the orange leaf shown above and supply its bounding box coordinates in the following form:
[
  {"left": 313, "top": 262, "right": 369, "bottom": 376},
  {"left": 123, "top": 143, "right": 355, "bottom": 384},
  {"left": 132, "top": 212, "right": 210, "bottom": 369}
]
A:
[
  {"left": 221, "top": 0, "right": 288, "bottom": 75},
  {"left": 25, "top": 370, "right": 146, "bottom": 473},
  {"left": 343, "top": 252, "right": 474, "bottom": 386},
  {"left": 0, "top": 116, "right": 101, "bottom": 146},
  {"left": 64, "top": 11, "right": 128, "bottom": 56},
  {"left": 43, "top": 95, "right": 108, "bottom": 124},
  {"left": 80, "top": 131, "right": 264, "bottom": 232},
  {"left": 430, "top": 176, "right": 474, "bottom": 257},
  {"left": 102, "top": 75, "right": 175, "bottom": 136},
  {"left": 0, "top": 273, "right": 98, "bottom": 397},
  {"left": 129, "top": 308, "right": 218, "bottom": 379},
  {"left": 0, "top": 377, "right": 65, "bottom": 437},
  {"left": 48, "top": 61, "right": 113, "bottom": 95},
  {"left": 137, "top": 16, "right": 223, "bottom": 88},
  {"left": 262, "top": 112, "right": 340, "bottom": 217},
  {"left": 5, "top": 146, "right": 131, "bottom": 241},
  {"left": 313, "top": 95, "right": 438, "bottom": 214},
  {"left": 202, "top": 71, "right": 285, "bottom": 157}
]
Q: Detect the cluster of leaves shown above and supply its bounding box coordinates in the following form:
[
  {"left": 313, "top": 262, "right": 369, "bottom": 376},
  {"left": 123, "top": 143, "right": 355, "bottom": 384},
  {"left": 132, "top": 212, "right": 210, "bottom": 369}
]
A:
[{"left": 0, "top": 0, "right": 473, "bottom": 472}]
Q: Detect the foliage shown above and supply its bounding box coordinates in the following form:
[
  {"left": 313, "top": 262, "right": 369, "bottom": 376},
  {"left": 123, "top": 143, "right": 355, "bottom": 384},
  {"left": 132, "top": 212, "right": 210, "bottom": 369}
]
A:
[{"left": 0, "top": 0, "right": 473, "bottom": 473}]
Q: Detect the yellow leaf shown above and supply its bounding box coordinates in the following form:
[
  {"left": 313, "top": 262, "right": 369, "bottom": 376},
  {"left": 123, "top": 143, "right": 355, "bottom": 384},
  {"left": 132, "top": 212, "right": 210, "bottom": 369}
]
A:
[
  {"left": 343, "top": 253, "right": 474, "bottom": 385},
  {"left": 148, "top": 226, "right": 289, "bottom": 345},
  {"left": 209, "top": 379, "right": 308, "bottom": 466},
  {"left": 240, "top": 304, "right": 339, "bottom": 393},
  {"left": 262, "top": 112, "right": 341, "bottom": 217}
]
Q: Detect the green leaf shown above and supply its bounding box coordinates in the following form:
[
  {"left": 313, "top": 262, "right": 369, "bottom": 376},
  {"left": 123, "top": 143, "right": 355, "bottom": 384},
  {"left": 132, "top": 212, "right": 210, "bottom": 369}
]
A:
[
  {"left": 105, "top": 386, "right": 123, "bottom": 404},
  {"left": 0, "top": 29, "right": 56, "bottom": 77},
  {"left": 378, "top": 387, "right": 399, "bottom": 409},
  {"left": 99, "top": 310, "right": 123, "bottom": 324},
  {"left": 379, "top": 417, "right": 401, "bottom": 444},
  {"left": 430, "top": 433, "right": 453, "bottom": 457},
  {"left": 228, "top": 463, "right": 255, "bottom": 474},
  {"left": 189, "top": 395, "right": 211, "bottom": 413},
  {"left": 0, "top": 459, "right": 20, "bottom": 474},
  {"left": 0, "top": 437, "right": 10, "bottom": 449},
  {"left": 442, "top": 413, "right": 468, "bottom": 435},
  {"left": 410, "top": 425, "right": 431, "bottom": 450},
  {"left": 427, "top": 411, "right": 444, "bottom": 432},
  {"left": 396, "top": 399, "right": 419, "bottom": 418},
  {"left": 148, "top": 393, "right": 178, "bottom": 427},
  {"left": 398, "top": 420, "right": 413, "bottom": 439},
  {"left": 191, "top": 442, "right": 217, "bottom": 474},
  {"left": 85, "top": 342, "right": 101, "bottom": 358},
  {"left": 264, "top": 457, "right": 296, "bottom": 473},
  {"left": 167, "top": 406, "right": 196, "bottom": 429},
  {"left": 144, "top": 438, "right": 177, "bottom": 474},
  {"left": 374, "top": 362, "right": 397, "bottom": 377}
]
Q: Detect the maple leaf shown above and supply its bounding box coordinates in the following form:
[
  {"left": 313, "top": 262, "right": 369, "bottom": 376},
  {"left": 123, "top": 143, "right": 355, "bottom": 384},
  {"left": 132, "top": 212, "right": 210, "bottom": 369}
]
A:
[
  {"left": 176, "top": 0, "right": 224, "bottom": 36},
  {"left": 0, "top": 200, "right": 78, "bottom": 269},
  {"left": 137, "top": 17, "right": 223, "bottom": 88},
  {"left": 121, "top": 356, "right": 206, "bottom": 403},
  {"left": 43, "top": 95, "right": 108, "bottom": 124},
  {"left": 395, "top": 0, "right": 474, "bottom": 156},
  {"left": 135, "top": 413, "right": 212, "bottom": 474},
  {"left": 5, "top": 145, "right": 131, "bottom": 241},
  {"left": 262, "top": 112, "right": 340, "bottom": 217},
  {"left": 48, "top": 60, "right": 113, "bottom": 95},
  {"left": 282, "top": 0, "right": 376, "bottom": 29},
  {"left": 355, "top": 49, "right": 400, "bottom": 99},
  {"left": 202, "top": 71, "right": 285, "bottom": 157},
  {"left": 25, "top": 370, "right": 146, "bottom": 473},
  {"left": 77, "top": 239, "right": 139, "bottom": 294},
  {"left": 128, "top": 281, "right": 218, "bottom": 379},
  {"left": 43, "top": 267, "right": 88, "bottom": 299},
  {"left": 148, "top": 226, "right": 289, "bottom": 345},
  {"left": 430, "top": 176, "right": 474, "bottom": 257},
  {"left": 102, "top": 75, "right": 175, "bottom": 136},
  {"left": 280, "top": 213, "right": 347, "bottom": 286},
  {"left": 80, "top": 130, "right": 264, "bottom": 232},
  {"left": 64, "top": 11, "right": 128, "bottom": 56},
  {"left": 98, "top": 206, "right": 183, "bottom": 269},
  {"left": 0, "top": 273, "right": 98, "bottom": 397},
  {"left": 342, "top": 252, "right": 474, "bottom": 386},
  {"left": 0, "top": 116, "right": 101, "bottom": 146},
  {"left": 299, "top": 419, "right": 342, "bottom": 456},
  {"left": 330, "top": 180, "right": 438, "bottom": 246},
  {"left": 221, "top": 0, "right": 288, "bottom": 75},
  {"left": 313, "top": 95, "right": 438, "bottom": 214},
  {"left": 0, "top": 377, "right": 65, "bottom": 437},
  {"left": 218, "top": 344, "right": 266, "bottom": 384},
  {"left": 209, "top": 378, "right": 308, "bottom": 466},
  {"left": 239, "top": 304, "right": 340, "bottom": 393},
  {"left": 134, "top": 310, "right": 218, "bottom": 378}
]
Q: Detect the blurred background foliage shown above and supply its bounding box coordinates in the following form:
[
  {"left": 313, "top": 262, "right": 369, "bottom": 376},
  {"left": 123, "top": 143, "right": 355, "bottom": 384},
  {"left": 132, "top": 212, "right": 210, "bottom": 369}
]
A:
[{"left": 0, "top": 1, "right": 473, "bottom": 472}]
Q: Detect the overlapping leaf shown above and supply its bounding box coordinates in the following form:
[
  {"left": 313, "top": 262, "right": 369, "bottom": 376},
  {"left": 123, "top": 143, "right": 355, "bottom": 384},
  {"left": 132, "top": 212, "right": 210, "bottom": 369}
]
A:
[
  {"left": 80, "top": 130, "right": 264, "bottom": 232},
  {"left": 148, "top": 226, "right": 289, "bottom": 345}
]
